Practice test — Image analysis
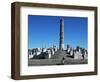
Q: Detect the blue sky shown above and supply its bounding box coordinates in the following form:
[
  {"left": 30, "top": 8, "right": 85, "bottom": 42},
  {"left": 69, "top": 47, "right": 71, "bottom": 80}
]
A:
[{"left": 28, "top": 15, "right": 88, "bottom": 49}]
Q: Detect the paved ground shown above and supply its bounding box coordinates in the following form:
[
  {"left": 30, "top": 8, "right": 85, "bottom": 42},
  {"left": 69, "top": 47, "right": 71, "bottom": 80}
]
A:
[{"left": 28, "top": 58, "right": 87, "bottom": 66}]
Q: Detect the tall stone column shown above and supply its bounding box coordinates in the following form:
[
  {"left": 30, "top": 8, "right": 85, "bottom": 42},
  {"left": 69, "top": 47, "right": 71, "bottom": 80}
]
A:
[{"left": 59, "top": 18, "right": 64, "bottom": 51}]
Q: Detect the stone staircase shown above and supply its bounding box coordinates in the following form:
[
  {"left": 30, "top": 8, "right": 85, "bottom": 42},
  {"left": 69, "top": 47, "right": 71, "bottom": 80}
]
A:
[{"left": 51, "top": 50, "right": 66, "bottom": 59}]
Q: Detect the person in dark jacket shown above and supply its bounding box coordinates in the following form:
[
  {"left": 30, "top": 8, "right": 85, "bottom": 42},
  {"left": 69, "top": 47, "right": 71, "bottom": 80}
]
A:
[{"left": 61, "top": 57, "right": 65, "bottom": 65}]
